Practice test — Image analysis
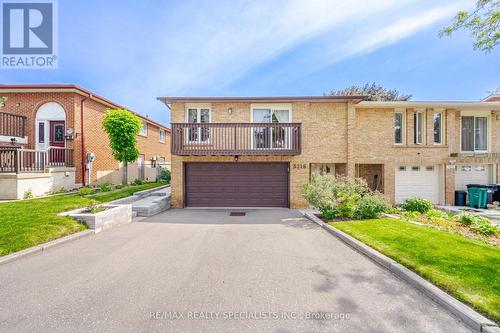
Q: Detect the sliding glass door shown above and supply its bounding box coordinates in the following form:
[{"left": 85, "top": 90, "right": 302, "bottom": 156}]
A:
[{"left": 252, "top": 108, "right": 290, "bottom": 149}]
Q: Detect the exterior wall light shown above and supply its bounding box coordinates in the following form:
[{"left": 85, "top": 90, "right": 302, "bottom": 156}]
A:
[{"left": 228, "top": 107, "right": 233, "bottom": 114}]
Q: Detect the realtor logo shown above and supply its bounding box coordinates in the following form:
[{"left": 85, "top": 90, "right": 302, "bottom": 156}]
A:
[{"left": 1, "top": 0, "right": 58, "bottom": 69}]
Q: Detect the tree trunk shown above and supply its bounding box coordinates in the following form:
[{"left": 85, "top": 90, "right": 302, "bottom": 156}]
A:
[{"left": 123, "top": 160, "right": 128, "bottom": 185}]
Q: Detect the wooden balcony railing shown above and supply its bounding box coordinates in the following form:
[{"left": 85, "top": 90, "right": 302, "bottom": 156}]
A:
[
  {"left": 0, "top": 147, "right": 74, "bottom": 173},
  {"left": 0, "top": 112, "right": 26, "bottom": 138},
  {"left": 171, "top": 123, "right": 301, "bottom": 156}
]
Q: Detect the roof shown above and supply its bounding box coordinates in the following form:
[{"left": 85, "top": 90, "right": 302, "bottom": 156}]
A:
[
  {"left": 356, "top": 101, "right": 500, "bottom": 110},
  {"left": 0, "top": 84, "right": 170, "bottom": 131},
  {"left": 158, "top": 95, "right": 366, "bottom": 104},
  {"left": 482, "top": 93, "right": 500, "bottom": 102}
]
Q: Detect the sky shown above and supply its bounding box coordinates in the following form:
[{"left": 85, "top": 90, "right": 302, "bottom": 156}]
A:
[{"left": 1, "top": 0, "right": 499, "bottom": 127}]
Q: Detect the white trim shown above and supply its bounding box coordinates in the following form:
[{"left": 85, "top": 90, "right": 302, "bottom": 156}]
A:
[
  {"left": 413, "top": 110, "right": 425, "bottom": 145},
  {"left": 433, "top": 109, "right": 445, "bottom": 145},
  {"left": 250, "top": 104, "right": 292, "bottom": 150},
  {"left": 394, "top": 108, "right": 406, "bottom": 145},
  {"left": 357, "top": 101, "right": 500, "bottom": 110},
  {"left": 0, "top": 135, "right": 28, "bottom": 144},
  {"left": 459, "top": 112, "right": 491, "bottom": 153},
  {"left": 138, "top": 122, "right": 148, "bottom": 137},
  {"left": 184, "top": 105, "right": 211, "bottom": 144}
]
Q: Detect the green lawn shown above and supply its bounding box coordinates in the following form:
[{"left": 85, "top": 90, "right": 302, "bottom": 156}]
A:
[
  {"left": 0, "top": 181, "right": 167, "bottom": 257},
  {"left": 332, "top": 218, "right": 500, "bottom": 322}
]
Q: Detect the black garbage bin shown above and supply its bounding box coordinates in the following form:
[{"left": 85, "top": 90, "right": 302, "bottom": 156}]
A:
[
  {"left": 489, "top": 184, "right": 500, "bottom": 203},
  {"left": 455, "top": 190, "right": 467, "bottom": 206}
]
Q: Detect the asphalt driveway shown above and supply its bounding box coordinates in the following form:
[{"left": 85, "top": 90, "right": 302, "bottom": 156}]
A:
[{"left": 0, "top": 209, "right": 471, "bottom": 333}]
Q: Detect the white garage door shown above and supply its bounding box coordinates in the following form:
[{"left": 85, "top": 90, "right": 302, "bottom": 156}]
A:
[
  {"left": 395, "top": 165, "right": 440, "bottom": 204},
  {"left": 455, "top": 164, "right": 490, "bottom": 191}
]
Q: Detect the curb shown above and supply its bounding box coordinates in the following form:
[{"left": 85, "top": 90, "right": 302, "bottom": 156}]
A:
[
  {"left": 302, "top": 212, "right": 499, "bottom": 332},
  {"left": 0, "top": 229, "right": 94, "bottom": 266}
]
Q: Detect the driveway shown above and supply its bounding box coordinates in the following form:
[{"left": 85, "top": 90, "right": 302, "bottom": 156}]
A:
[{"left": 0, "top": 209, "right": 471, "bottom": 333}]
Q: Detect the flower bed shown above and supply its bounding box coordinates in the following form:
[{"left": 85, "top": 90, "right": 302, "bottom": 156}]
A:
[{"left": 391, "top": 198, "right": 499, "bottom": 246}]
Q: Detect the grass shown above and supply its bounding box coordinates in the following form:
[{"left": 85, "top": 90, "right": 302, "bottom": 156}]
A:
[
  {"left": 331, "top": 218, "right": 500, "bottom": 322},
  {"left": 0, "top": 181, "right": 167, "bottom": 257},
  {"left": 89, "top": 181, "right": 167, "bottom": 203}
]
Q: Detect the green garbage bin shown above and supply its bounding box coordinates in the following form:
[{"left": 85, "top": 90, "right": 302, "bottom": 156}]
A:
[{"left": 468, "top": 187, "right": 487, "bottom": 208}]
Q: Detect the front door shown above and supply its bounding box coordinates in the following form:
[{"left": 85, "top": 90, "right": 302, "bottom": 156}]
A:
[
  {"left": 49, "top": 121, "right": 65, "bottom": 164},
  {"left": 49, "top": 121, "right": 65, "bottom": 147}
]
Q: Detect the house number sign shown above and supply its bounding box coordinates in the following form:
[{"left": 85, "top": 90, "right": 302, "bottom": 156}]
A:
[{"left": 292, "top": 163, "right": 307, "bottom": 169}]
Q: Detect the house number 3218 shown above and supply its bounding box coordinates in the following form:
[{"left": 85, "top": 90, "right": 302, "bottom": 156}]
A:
[{"left": 293, "top": 164, "right": 307, "bottom": 169}]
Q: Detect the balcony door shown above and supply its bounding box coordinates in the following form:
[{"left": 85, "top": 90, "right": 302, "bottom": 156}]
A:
[
  {"left": 186, "top": 107, "right": 210, "bottom": 144},
  {"left": 252, "top": 108, "right": 290, "bottom": 149}
]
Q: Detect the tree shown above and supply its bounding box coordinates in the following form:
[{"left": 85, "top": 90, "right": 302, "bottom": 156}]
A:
[
  {"left": 103, "top": 109, "right": 142, "bottom": 184},
  {"left": 439, "top": 0, "right": 500, "bottom": 52},
  {"left": 328, "top": 83, "right": 412, "bottom": 101}
]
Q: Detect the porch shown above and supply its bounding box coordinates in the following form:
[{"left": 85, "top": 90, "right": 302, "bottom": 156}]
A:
[{"left": 0, "top": 147, "right": 76, "bottom": 199}]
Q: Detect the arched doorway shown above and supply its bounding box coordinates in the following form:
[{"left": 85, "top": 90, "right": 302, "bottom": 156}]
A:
[{"left": 35, "top": 102, "right": 66, "bottom": 151}]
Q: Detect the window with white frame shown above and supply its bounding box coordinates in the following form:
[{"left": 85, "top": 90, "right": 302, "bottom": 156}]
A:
[
  {"left": 394, "top": 111, "right": 404, "bottom": 144},
  {"left": 461, "top": 116, "right": 488, "bottom": 152},
  {"left": 159, "top": 129, "right": 165, "bottom": 142},
  {"left": 186, "top": 107, "right": 210, "bottom": 143},
  {"left": 139, "top": 122, "right": 148, "bottom": 136},
  {"left": 251, "top": 107, "right": 291, "bottom": 149},
  {"left": 433, "top": 111, "right": 443, "bottom": 144},
  {"left": 414, "top": 111, "right": 424, "bottom": 144}
]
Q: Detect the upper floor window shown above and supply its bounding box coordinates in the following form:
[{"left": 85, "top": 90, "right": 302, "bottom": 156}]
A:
[
  {"left": 186, "top": 107, "right": 210, "bottom": 143},
  {"left": 394, "top": 111, "right": 404, "bottom": 144},
  {"left": 159, "top": 129, "right": 165, "bottom": 142},
  {"left": 251, "top": 106, "right": 291, "bottom": 149},
  {"left": 433, "top": 112, "right": 443, "bottom": 144},
  {"left": 461, "top": 116, "right": 487, "bottom": 152},
  {"left": 139, "top": 122, "right": 148, "bottom": 136},
  {"left": 414, "top": 111, "right": 424, "bottom": 144}
]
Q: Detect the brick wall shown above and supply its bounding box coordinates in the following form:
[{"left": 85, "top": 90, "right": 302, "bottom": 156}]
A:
[
  {"left": 0, "top": 91, "right": 170, "bottom": 186},
  {"left": 170, "top": 101, "right": 499, "bottom": 208}
]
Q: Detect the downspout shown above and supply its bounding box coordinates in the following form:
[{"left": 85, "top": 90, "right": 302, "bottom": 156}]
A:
[{"left": 80, "top": 95, "right": 89, "bottom": 186}]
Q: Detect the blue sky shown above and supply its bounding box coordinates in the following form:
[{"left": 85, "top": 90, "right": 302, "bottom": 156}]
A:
[{"left": 1, "top": 0, "right": 499, "bottom": 126}]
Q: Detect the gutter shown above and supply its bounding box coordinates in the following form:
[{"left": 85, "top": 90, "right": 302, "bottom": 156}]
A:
[{"left": 80, "top": 95, "right": 89, "bottom": 186}]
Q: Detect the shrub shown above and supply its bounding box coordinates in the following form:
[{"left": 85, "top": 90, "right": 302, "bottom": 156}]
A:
[
  {"left": 401, "top": 198, "right": 433, "bottom": 213},
  {"left": 23, "top": 189, "right": 33, "bottom": 199},
  {"left": 301, "top": 175, "right": 370, "bottom": 219},
  {"left": 354, "top": 193, "right": 390, "bottom": 219},
  {"left": 425, "top": 209, "right": 449, "bottom": 221},
  {"left": 456, "top": 212, "right": 499, "bottom": 236},
  {"left": 98, "top": 183, "right": 113, "bottom": 192},
  {"left": 57, "top": 187, "right": 68, "bottom": 194},
  {"left": 160, "top": 169, "right": 171, "bottom": 182},
  {"left": 133, "top": 178, "right": 145, "bottom": 185},
  {"left": 115, "top": 184, "right": 124, "bottom": 189},
  {"left": 78, "top": 186, "right": 94, "bottom": 196}
]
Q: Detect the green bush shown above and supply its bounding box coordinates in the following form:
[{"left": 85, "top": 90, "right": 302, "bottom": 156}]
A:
[
  {"left": 56, "top": 187, "right": 68, "bottom": 194},
  {"left": 301, "top": 175, "right": 370, "bottom": 219},
  {"left": 133, "top": 178, "right": 145, "bottom": 185},
  {"left": 354, "top": 193, "right": 390, "bottom": 219},
  {"left": 160, "top": 169, "right": 171, "bottom": 182},
  {"left": 456, "top": 212, "right": 498, "bottom": 236},
  {"left": 425, "top": 209, "right": 449, "bottom": 220},
  {"left": 78, "top": 186, "right": 94, "bottom": 196},
  {"left": 23, "top": 189, "right": 33, "bottom": 200},
  {"left": 401, "top": 198, "right": 433, "bottom": 213},
  {"left": 98, "top": 183, "right": 113, "bottom": 192}
]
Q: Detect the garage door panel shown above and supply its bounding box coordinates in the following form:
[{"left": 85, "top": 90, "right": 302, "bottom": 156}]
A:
[
  {"left": 185, "top": 163, "right": 289, "bottom": 207},
  {"left": 395, "top": 166, "right": 440, "bottom": 204}
]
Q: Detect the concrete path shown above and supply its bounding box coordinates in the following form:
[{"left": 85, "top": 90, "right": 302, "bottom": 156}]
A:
[{"left": 0, "top": 209, "right": 472, "bottom": 333}]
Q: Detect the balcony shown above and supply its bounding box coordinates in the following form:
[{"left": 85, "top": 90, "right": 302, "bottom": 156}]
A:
[
  {"left": 171, "top": 123, "right": 301, "bottom": 156},
  {"left": 0, "top": 112, "right": 27, "bottom": 143}
]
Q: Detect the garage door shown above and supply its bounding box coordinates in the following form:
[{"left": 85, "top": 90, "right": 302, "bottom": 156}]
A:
[
  {"left": 185, "top": 163, "right": 289, "bottom": 207},
  {"left": 395, "top": 165, "right": 440, "bottom": 204},
  {"left": 455, "top": 164, "right": 490, "bottom": 191}
]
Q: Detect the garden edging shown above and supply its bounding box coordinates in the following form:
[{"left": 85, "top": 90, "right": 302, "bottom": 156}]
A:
[
  {"left": 0, "top": 229, "right": 94, "bottom": 266},
  {"left": 301, "top": 211, "right": 499, "bottom": 332}
]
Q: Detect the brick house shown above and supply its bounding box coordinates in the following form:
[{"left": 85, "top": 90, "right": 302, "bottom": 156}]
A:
[
  {"left": 0, "top": 84, "right": 170, "bottom": 199},
  {"left": 159, "top": 96, "right": 500, "bottom": 208}
]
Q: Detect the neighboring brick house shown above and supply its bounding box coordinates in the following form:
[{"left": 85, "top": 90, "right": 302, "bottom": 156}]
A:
[
  {"left": 159, "top": 96, "right": 500, "bottom": 208},
  {"left": 0, "top": 84, "right": 170, "bottom": 199}
]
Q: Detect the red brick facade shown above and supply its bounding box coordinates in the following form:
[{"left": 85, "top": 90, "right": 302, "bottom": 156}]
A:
[{"left": 0, "top": 85, "right": 170, "bottom": 185}]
